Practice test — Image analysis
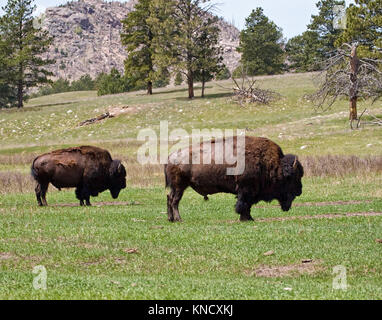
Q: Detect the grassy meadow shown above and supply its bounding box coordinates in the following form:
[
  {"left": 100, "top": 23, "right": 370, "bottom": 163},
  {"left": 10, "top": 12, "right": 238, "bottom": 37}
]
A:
[{"left": 0, "top": 73, "right": 381, "bottom": 299}]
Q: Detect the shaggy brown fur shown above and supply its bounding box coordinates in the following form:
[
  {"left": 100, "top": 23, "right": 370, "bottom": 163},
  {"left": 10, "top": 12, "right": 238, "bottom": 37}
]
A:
[
  {"left": 165, "top": 136, "right": 304, "bottom": 222},
  {"left": 31, "top": 146, "right": 126, "bottom": 206}
]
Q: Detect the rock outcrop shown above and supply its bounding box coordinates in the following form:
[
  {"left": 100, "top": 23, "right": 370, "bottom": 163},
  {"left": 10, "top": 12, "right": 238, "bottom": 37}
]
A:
[{"left": 41, "top": 0, "right": 241, "bottom": 81}]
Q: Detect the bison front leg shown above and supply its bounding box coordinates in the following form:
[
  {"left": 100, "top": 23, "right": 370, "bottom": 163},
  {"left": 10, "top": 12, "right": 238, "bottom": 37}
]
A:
[
  {"left": 76, "top": 185, "right": 92, "bottom": 207},
  {"left": 82, "top": 185, "right": 92, "bottom": 206},
  {"left": 235, "top": 191, "right": 254, "bottom": 222},
  {"left": 75, "top": 187, "right": 85, "bottom": 206}
]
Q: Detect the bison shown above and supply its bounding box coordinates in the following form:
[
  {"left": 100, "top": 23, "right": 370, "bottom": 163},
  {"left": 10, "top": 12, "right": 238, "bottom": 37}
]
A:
[
  {"left": 164, "top": 136, "right": 304, "bottom": 222},
  {"left": 31, "top": 146, "right": 126, "bottom": 206}
]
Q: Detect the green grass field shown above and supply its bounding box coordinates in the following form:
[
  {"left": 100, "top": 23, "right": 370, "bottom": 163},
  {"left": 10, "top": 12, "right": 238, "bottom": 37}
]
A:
[{"left": 0, "top": 73, "right": 381, "bottom": 299}]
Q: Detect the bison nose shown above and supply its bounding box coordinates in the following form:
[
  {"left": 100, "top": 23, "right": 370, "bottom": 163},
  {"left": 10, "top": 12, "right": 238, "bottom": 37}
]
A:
[{"left": 281, "top": 204, "right": 291, "bottom": 212}]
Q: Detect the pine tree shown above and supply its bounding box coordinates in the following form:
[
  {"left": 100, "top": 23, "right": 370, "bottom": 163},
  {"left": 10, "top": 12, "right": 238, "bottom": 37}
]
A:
[
  {"left": 121, "top": 0, "right": 156, "bottom": 95},
  {"left": 194, "top": 19, "right": 224, "bottom": 97},
  {"left": 237, "top": 8, "right": 285, "bottom": 76},
  {"left": 215, "top": 66, "right": 231, "bottom": 81},
  {"left": 285, "top": 0, "right": 346, "bottom": 72},
  {"left": 0, "top": 0, "right": 54, "bottom": 108},
  {"left": 150, "top": 0, "right": 221, "bottom": 99},
  {"left": 286, "top": 31, "right": 322, "bottom": 72},
  {"left": 307, "top": 0, "right": 345, "bottom": 56},
  {"left": 174, "top": 72, "right": 183, "bottom": 86},
  {"left": 0, "top": 32, "right": 17, "bottom": 107},
  {"left": 337, "top": 0, "right": 382, "bottom": 59}
]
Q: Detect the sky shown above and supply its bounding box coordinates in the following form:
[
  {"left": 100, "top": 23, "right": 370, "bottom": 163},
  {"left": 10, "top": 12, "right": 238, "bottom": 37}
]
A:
[{"left": 0, "top": 0, "right": 355, "bottom": 40}]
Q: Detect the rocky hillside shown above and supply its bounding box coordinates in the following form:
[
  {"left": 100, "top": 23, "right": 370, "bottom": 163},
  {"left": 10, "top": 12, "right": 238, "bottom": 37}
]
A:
[{"left": 41, "top": 0, "right": 241, "bottom": 81}]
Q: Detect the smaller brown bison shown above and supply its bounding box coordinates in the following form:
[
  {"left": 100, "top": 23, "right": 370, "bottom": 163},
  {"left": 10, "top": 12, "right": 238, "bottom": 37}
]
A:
[
  {"left": 164, "top": 136, "right": 304, "bottom": 222},
  {"left": 31, "top": 146, "right": 126, "bottom": 206}
]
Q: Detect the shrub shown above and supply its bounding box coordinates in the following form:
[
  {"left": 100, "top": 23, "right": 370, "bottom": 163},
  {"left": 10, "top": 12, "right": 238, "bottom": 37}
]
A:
[{"left": 175, "top": 72, "right": 183, "bottom": 86}]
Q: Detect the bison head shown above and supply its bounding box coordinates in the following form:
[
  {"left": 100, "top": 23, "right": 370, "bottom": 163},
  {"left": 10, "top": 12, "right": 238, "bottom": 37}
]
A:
[
  {"left": 278, "top": 154, "right": 304, "bottom": 212},
  {"left": 109, "top": 160, "right": 127, "bottom": 199}
]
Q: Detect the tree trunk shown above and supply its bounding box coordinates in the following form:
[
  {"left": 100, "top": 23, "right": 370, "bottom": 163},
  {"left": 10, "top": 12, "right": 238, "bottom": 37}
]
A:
[
  {"left": 147, "top": 81, "right": 153, "bottom": 95},
  {"left": 188, "top": 73, "right": 194, "bottom": 99},
  {"left": 349, "top": 44, "right": 360, "bottom": 122},
  {"left": 201, "top": 81, "right": 205, "bottom": 98},
  {"left": 350, "top": 97, "right": 357, "bottom": 121},
  {"left": 17, "top": 80, "right": 23, "bottom": 108}
]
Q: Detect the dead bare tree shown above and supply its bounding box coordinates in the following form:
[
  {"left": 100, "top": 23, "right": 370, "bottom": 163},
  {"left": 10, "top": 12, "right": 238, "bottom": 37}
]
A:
[
  {"left": 309, "top": 43, "right": 382, "bottom": 129},
  {"left": 231, "top": 77, "right": 280, "bottom": 105},
  {"left": 219, "top": 67, "right": 280, "bottom": 106}
]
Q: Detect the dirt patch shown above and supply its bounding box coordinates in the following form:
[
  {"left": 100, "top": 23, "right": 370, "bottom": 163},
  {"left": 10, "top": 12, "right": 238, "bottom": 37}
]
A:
[
  {"left": 220, "top": 212, "right": 382, "bottom": 224},
  {"left": 53, "top": 201, "right": 142, "bottom": 208},
  {"left": 255, "top": 212, "right": 382, "bottom": 223},
  {"left": 80, "top": 259, "right": 104, "bottom": 267},
  {"left": 255, "top": 200, "right": 372, "bottom": 209},
  {"left": 247, "top": 261, "right": 323, "bottom": 278},
  {"left": 0, "top": 252, "right": 16, "bottom": 260}
]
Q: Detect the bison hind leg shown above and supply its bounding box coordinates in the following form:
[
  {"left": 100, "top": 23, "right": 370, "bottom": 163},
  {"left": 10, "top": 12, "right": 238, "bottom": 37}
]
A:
[
  {"left": 37, "top": 182, "right": 49, "bottom": 207},
  {"left": 35, "top": 184, "right": 43, "bottom": 206},
  {"left": 168, "top": 187, "right": 186, "bottom": 223},
  {"left": 167, "top": 194, "right": 174, "bottom": 222}
]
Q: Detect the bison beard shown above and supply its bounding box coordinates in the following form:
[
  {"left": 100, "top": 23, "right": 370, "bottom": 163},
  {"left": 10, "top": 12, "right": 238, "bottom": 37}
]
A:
[
  {"left": 31, "top": 146, "right": 126, "bottom": 206},
  {"left": 165, "top": 136, "right": 304, "bottom": 222}
]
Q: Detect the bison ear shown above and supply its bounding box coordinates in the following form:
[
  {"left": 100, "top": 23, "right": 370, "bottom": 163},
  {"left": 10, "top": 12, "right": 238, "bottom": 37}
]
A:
[{"left": 281, "top": 155, "right": 298, "bottom": 178}]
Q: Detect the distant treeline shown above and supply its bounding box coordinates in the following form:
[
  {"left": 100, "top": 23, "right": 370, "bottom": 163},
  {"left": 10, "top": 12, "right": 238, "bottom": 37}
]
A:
[
  {"left": 31, "top": 69, "right": 170, "bottom": 98},
  {"left": 31, "top": 66, "right": 232, "bottom": 98},
  {"left": 2, "top": 0, "right": 381, "bottom": 106}
]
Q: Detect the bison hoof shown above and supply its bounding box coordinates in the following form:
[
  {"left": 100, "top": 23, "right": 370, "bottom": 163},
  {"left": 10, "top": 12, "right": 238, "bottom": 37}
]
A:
[{"left": 240, "top": 215, "right": 254, "bottom": 222}]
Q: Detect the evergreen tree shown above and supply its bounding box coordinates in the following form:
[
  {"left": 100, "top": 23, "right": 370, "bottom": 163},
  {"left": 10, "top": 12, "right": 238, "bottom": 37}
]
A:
[
  {"left": 337, "top": 0, "right": 382, "bottom": 58},
  {"left": 194, "top": 18, "right": 224, "bottom": 97},
  {"left": 286, "top": 31, "right": 322, "bottom": 72},
  {"left": 0, "top": 0, "right": 54, "bottom": 108},
  {"left": 285, "top": 0, "right": 346, "bottom": 72},
  {"left": 237, "top": 8, "right": 285, "bottom": 76},
  {"left": 121, "top": 0, "right": 156, "bottom": 95},
  {"left": 215, "top": 66, "right": 231, "bottom": 81},
  {"left": 0, "top": 33, "right": 17, "bottom": 107},
  {"left": 96, "top": 69, "right": 129, "bottom": 96},
  {"left": 307, "top": 0, "right": 346, "bottom": 58},
  {"left": 150, "top": 0, "right": 221, "bottom": 99},
  {"left": 174, "top": 72, "right": 183, "bottom": 86},
  {"left": 71, "top": 74, "right": 95, "bottom": 91}
]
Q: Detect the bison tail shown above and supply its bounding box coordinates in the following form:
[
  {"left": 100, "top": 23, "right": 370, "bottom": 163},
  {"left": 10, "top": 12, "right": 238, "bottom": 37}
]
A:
[
  {"left": 31, "top": 157, "right": 39, "bottom": 181},
  {"left": 164, "top": 164, "right": 170, "bottom": 189}
]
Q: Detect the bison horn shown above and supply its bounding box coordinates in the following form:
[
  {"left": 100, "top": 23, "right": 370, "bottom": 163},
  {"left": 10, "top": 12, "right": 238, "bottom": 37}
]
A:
[
  {"left": 293, "top": 156, "right": 298, "bottom": 170},
  {"left": 118, "top": 162, "right": 122, "bottom": 172}
]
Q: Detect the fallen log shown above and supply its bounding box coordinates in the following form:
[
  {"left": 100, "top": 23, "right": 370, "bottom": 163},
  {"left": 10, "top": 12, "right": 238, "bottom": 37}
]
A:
[{"left": 78, "top": 112, "right": 115, "bottom": 127}]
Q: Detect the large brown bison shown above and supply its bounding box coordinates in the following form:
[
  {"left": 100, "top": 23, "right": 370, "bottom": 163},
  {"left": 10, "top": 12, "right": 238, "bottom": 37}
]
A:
[
  {"left": 164, "top": 136, "right": 304, "bottom": 222},
  {"left": 31, "top": 146, "right": 126, "bottom": 206}
]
